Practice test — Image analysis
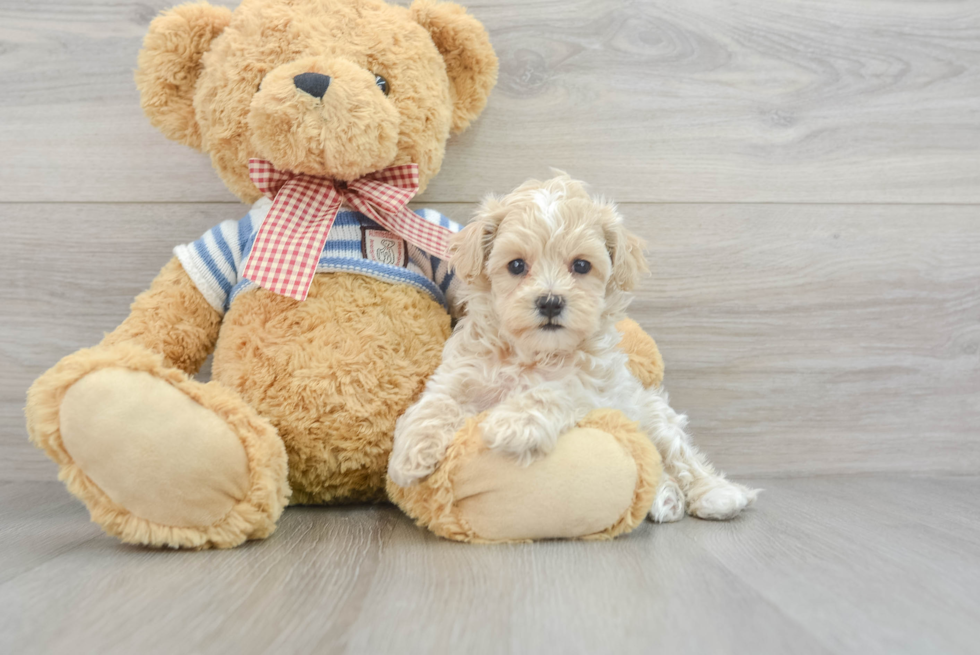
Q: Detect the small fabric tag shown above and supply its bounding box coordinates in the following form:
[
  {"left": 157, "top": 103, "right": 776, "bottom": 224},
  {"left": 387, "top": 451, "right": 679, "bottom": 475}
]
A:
[{"left": 362, "top": 228, "right": 408, "bottom": 267}]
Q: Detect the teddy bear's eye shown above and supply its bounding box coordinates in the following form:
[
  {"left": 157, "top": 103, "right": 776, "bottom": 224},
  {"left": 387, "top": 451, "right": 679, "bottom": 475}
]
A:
[{"left": 374, "top": 74, "right": 389, "bottom": 96}]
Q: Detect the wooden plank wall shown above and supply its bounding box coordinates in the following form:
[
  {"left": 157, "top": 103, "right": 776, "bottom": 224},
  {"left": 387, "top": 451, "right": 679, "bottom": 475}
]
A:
[{"left": 1, "top": 0, "right": 978, "bottom": 480}]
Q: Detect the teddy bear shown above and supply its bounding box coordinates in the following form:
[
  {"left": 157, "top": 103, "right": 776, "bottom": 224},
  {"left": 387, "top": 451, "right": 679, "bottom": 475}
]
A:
[{"left": 25, "top": 0, "right": 667, "bottom": 549}]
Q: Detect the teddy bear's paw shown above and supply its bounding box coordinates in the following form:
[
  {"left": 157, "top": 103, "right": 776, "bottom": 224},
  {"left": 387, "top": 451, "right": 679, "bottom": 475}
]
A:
[
  {"left": 27, "top": 344, "right": 290, "bottom": 549},
  {"left": 480, "top": 407, "right": 558, "bottom": 467},
  {"left": 648, "top": 475, "right": 685, "bottom": 523},
  {"left": 686, "top": 477, "right": 760, "bottom": 521}
]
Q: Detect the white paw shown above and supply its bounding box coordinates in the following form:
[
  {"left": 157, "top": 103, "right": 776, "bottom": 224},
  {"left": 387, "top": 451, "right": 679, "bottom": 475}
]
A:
[
  {"left": 687, "top": 478, "right": 759, "bottom": 520},
  {"left": 387, "top": 453, "right": 436, "bottom": 488},
  {"left": 480, "top": 408, "right": 556, "bottom": 467},
  {"left": 387, "top": 432, "right": 449, "bottom": 488},
  {"left": 648, "top": 476, "right": 685, "bottom": 523}
]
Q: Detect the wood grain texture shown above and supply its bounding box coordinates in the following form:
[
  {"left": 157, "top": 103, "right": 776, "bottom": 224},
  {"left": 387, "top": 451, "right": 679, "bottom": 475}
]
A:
[
  {"left": 3, "top": 202, "right": 978, "bottom": 481},
  {"left": 1, "top": 476, "right": 978, "bottom": 655},
  {"left": 0, "top": 481, "right": 103, "bottom": 584},
  {"left": 627, "top": 203, "right": 980, "bottom": 476},
  {"left": 1, "top": 0, "right": 978, "bottom": 203}
]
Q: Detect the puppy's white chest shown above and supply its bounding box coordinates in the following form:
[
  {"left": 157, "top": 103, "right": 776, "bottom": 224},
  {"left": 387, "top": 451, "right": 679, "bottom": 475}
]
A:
[
  {"left": 463, "top": 365, "right": 551, "bottom": 413},
  {"left": 467, "top": 385, "right": 511, "bottom": 413}
]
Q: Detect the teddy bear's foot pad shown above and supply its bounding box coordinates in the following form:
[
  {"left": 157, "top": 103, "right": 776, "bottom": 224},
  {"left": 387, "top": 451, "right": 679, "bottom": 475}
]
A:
[
  {"left": 389, "top": 409, "right": 662, "bottom": 543},
  {"left": 59, "top": 367, "right": 251, "bottom": 529},
  {"left": 453, "top": 428, "right": 639, "bottom": 541}
]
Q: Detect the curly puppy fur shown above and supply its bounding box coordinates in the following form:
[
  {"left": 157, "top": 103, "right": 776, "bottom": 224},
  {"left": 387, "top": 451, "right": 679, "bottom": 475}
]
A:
[{"left": 389, "top": 174, "right": 758, "bottom": 522}]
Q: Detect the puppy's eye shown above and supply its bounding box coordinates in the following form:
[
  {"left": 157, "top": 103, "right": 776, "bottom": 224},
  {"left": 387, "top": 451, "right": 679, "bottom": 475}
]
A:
[
  {"left": 507, "top": 259, "right": 527, "bottom": 276},
  {"left": 572, "top": 259, "right": 592, "bottom": 275},
  {"left": 374, "top": 74, "right": 389, "bottom": 96}
]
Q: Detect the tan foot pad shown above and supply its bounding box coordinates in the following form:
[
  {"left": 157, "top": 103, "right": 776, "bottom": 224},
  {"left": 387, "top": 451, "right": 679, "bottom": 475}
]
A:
[
  {"left": 454, "top": 427, "right": 639, "bottom": 541},
  {"left": 388, "top": 409, "right": 662, "bottom": 543},
  {"left": 60, "top": 368, "right": 250, "bottom": 528}
]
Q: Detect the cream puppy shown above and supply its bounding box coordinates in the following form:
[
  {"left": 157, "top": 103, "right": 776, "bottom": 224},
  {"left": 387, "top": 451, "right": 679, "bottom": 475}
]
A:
[{"left": 388, "top": 174, "right": 757, "bottom": 522}]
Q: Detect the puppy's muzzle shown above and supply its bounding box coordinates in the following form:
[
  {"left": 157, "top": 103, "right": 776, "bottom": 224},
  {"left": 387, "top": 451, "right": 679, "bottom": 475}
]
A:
[{"left": 535, "top": 294, "right": 565, "bottom": 319}]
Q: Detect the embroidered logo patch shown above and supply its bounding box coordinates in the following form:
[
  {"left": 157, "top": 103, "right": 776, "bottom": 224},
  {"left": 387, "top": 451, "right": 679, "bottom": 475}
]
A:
[{"left": 362, "top": 228, "right": 408, "bottom": 267}]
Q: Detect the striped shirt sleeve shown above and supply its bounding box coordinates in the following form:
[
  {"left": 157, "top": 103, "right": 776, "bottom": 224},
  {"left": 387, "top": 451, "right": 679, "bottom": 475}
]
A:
[{"left": 173, "top": 212, "right": 256, "bottom": 314}]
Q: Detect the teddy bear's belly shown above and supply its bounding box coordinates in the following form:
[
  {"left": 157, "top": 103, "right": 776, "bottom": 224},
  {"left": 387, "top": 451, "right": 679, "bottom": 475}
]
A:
[{"left": 210, "top": 272, "right": 452, "bottom": 505}]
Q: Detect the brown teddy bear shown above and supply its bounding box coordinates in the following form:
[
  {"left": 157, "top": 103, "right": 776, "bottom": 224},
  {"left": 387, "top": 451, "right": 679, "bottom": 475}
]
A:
[{"left": 25, "top": 0, "right": 666, "bottom": 549}]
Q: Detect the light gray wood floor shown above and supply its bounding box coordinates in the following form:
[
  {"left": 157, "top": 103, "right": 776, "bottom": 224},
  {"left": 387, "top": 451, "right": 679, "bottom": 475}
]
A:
[
  {"left": 2, "top": 476, "right": 979, "bottom": 655},
  {"left": 1, "top": 0, "right": 978, "bottom": 652}
]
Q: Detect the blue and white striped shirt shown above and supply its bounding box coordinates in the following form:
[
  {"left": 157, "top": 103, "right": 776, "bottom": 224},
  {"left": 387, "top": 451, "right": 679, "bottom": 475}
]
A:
[{"left": 174, "top": 198, "right": 461, "bottom": 315}]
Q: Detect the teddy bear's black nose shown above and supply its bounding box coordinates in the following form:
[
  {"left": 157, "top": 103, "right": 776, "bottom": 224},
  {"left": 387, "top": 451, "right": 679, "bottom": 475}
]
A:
[{"left": 293, "top": 72, "right": 331, "bottom": 99}]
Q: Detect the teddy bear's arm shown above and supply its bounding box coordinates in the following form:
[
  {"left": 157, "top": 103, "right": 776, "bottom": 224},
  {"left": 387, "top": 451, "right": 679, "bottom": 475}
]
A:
[
  {"left": 101, "top": 256, "right": 222, "bottom": 376},
  {"left": 616, "top": 318, "right": 665, "bottom": 389}
]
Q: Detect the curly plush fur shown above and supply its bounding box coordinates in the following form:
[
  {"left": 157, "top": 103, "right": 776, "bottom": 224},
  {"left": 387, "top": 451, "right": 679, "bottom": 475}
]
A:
[
  {"left": 26, "top": 0, "right": 498, "bottom": 549},
  {"left": 137, "top": 0, "right": 498, "bottom": 201},
  {"left": 617, "top": 317, "right": 665, "bottom": 389},
  {"left": 101, "top": 257, "right": 222, "bottom": 375},
  {"left": 213, "top": 273, "right": 451, "bottom": 504}
]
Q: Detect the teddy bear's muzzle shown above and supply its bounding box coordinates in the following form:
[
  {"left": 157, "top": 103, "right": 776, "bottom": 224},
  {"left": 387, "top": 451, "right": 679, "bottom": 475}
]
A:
[
  {"left": 293, "top": 72, "right": 331, "bottom": 99},
  {"left": 247, "top": 56, "right": 401, "bottom": 184}
]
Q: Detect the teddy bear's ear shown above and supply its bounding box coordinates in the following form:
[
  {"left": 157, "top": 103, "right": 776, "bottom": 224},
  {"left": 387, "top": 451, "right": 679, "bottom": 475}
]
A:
[
  {"left": 411, "top": 0, "right": 499, "bottom": 133},
  {"left": 135, "top": 2, "right": 233, "bottom": 150}
]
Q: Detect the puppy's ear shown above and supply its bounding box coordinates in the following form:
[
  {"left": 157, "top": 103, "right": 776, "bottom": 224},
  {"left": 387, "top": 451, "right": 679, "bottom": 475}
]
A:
[
  {"left": 449, "top": 196, "right": 506, "bottom": 284},
  {"left": 411, "top": 0, "right": 499, "bottom": 133},
  {"left": 604, "top": 208, "right": 649, "bottom": 291},
  {"left": 135, "top": 2, "right": 233, "bottom": 150}
]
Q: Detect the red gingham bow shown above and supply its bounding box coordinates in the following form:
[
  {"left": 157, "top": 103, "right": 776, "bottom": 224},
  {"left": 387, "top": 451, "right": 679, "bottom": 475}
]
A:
[{"left": 242, "top": 159, "right": 452, "bottom": 301}]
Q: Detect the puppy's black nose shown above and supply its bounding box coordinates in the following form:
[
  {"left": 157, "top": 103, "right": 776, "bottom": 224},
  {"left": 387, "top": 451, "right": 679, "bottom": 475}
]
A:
[
  {"left": 293, "top": 72, "right": 331, "bottom": 99},
  {"left": 536, "top": 295, "right": 565, "bottom": 319}
]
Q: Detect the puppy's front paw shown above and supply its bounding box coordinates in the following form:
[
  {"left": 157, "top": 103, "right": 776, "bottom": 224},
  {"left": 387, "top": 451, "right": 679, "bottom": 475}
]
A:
[
  {"left": 480, "top": 408, "right": 556, "bottom": 467},
  {"left": 687, "top": 478, "right": 760, "bottom": 520},
  {"left": 648, "top": 476, "right": 685, "bottom": 523},
  {"left": 387, "top": 457, "right": 433, "bottom": 488},
  {"left": 387, "top": 433, "right": 449, "bottom": 488}
]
